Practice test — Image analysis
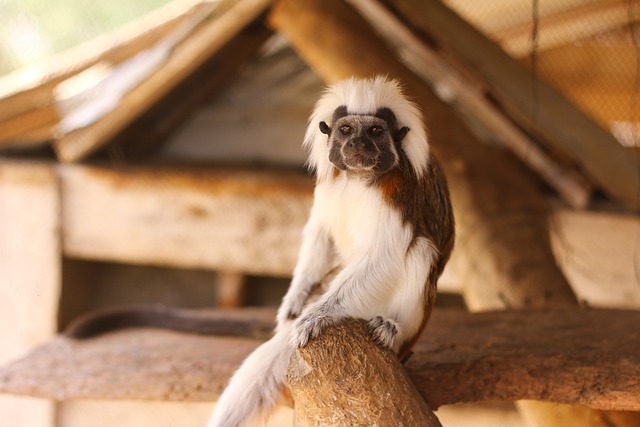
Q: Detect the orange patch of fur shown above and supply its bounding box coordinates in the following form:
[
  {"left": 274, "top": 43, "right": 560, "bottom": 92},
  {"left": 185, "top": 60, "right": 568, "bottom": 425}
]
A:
[{"left": 378, "top": 169, "right": 401, "bottom": 203}]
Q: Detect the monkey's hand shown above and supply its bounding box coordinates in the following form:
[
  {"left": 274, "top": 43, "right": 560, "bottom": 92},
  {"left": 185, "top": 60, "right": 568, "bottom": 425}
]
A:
[
  {"left": 276, "top": 278, "right": 319, "bottom": 330},
  {"left": 276, "top": 292, "right": 306, "bottom": 328},
  {"left": 290, "top": 301, "right": 342, "bottom": 347}
]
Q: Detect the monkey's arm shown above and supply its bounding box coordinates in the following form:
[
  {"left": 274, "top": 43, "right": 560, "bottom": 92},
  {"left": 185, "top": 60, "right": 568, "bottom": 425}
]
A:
[
  {"left": 290, "top": 232, "right": 408, "bottom": 347},
  {"left": 276, "top": 215, "right": 335, "bottom": 330}
]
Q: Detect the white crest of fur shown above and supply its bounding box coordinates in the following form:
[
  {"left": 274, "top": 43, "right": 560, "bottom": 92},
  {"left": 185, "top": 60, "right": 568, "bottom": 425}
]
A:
[{"left": 304, "top": 76, "right": 429, "bottom": 181}]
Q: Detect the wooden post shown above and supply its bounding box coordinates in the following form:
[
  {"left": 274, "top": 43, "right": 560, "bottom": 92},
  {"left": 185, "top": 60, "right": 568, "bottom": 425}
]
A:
[
  {"left": 216, "top": 271, "right": 246, "bottom": 308},
  {"left": 288, "top": 319, "right": 441, "bottom": 427},
  {"left": 0, "top": 161, "right": 60, "bottom": 427}
]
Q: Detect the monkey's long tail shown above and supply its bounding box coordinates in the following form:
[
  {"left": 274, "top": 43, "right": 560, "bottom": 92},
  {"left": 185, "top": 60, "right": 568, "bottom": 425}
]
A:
[{"left": 207, "top": 325, "right": 293, "bottom": 427}]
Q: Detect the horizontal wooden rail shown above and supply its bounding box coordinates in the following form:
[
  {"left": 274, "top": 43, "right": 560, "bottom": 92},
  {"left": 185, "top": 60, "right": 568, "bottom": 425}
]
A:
[{"left": 0, "top": 307, "right": 638, "bottom": 411}]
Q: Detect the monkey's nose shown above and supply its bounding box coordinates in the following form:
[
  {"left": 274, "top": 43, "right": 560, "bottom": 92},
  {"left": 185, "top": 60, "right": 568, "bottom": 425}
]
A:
[{"left": 347, "top": 138, "right": 366, "bottom": 151}]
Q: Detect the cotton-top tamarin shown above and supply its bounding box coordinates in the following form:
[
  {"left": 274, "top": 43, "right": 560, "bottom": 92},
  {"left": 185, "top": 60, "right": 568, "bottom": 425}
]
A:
[{"left": 208, "top": 76, "right": 455, "bottom": 427}]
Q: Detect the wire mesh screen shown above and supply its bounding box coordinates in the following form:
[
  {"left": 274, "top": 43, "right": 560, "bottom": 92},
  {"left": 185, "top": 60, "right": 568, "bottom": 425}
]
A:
[
  {"left": 0, "top": 0, "right": 172, "bottom": 76},
  {"left": 445, "top": 0, "right": 639, "bottom": 147}
]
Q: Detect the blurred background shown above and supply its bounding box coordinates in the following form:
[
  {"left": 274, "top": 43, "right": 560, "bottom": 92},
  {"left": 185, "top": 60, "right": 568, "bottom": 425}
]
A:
[{"left": 0, "top": 0, "right": 638, "bottom": 426}]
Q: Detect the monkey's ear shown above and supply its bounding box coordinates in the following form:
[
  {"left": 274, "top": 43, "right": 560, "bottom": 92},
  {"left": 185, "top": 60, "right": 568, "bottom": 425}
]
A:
[
  {"left": 395, "top": 126, "right": 410, "bottom": 142},
  {"left": 319, "top": 121, "right": 331, "bottom": 135}
]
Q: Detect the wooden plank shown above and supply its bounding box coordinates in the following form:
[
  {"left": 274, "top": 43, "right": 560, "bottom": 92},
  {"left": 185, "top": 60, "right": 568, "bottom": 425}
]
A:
[
  {"left": 59, "top": 164, "right": 313, "bottom": 276},
  {"left": 53, "top": 0, "right": 271, "bottom": 162},
  {"left": 0, "top": 0, "right": 204, "bottom": 123},
  {"left": 550, "top": 208, "right": 640, "bottom": 308},
  {"left": 408, "top": 308, "right": 640, "bottom": 411},
  {"left": 1, "top": 308, "right": 639, "bottom": 411},
  {"left": 0, "top": 161, "right": 61, "bottom": 427},
  {"left": 0, "top": 162, "right": 61, "bottom": 362},
  {"left": 112, "top": 18, "right": 273, "bottom": 159},
  {"left": 0, "top": 106, "right": 58, "bottom": 146},
  {"left": 58, "top": 400, "right": 292, "bottom": 427},
  {"left": 384, "top": 0, "right": 638, "bottom": 210}
]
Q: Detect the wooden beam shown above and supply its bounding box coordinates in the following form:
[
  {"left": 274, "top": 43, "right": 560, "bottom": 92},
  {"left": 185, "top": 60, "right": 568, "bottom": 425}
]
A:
[
  {"left": 0, "top": 106, "right": 57, "bottom": 146},
  {"left": 289, "top": 319, "right": 442, "bottom": 426},
  {"left": 58, "top": 164, "right": 313, "bottom": 276},
  {"left": 0, "top": 0, "right": 205, "bottom": 121},
  {"left": 348, "top": 0, "right": 593, "bottom": 208},
  {"left": 1, "top": 307, "right": 639, "bottom": 411},
  {"left": 384, "top": 0, "right": 638, "bottom": 210},
  {"left": 52, "top": 0, "right": 271, "bottom": 162},
  {"left": 0, "top": 161, "right": 61, "bottom": 427},
  {"left": 0, "top": 0, "right": 207, "bottom": 148},
  {"left": 111, "top": 17, "right": 273, "bottom": 159}
]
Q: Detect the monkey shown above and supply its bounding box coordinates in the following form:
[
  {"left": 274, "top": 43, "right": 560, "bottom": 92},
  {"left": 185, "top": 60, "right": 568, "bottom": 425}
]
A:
[{"left": 207, "top": 76, "right": 454, "bottom": 427}]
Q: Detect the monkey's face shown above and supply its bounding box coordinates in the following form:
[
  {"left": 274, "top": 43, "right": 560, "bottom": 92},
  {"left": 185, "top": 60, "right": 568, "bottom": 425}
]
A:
[{"left": 320, "top": 115, "right": 403, "bottom": 176}]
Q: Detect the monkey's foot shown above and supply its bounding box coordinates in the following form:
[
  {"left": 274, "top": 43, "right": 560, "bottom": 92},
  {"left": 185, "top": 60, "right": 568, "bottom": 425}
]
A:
[{"left": 367, "top": 316, "right": 399, "bottom": 349}]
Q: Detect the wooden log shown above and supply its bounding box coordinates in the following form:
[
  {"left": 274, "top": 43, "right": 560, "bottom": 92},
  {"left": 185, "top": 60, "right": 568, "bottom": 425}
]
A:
[
  {"left": 288, "top": 319, "right": 441, "bottom": 427},
  {"left": 1, "top": 307, "right": 639, "bottom": 411},
  {"left": 382, "top": 0, "right": 638, "bottom": 210},
  {"left": 58, "top": 164, "right": 313, "bottom": 276}
]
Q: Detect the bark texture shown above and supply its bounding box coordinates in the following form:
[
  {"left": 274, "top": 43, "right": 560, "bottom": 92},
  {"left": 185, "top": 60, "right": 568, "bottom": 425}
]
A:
[{"left": 287, "top": 319, "right": 442, "bottom": 427}]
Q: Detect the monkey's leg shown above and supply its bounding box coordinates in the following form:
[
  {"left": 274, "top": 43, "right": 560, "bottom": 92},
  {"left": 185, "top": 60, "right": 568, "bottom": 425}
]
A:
[{"left": 367, "top": 316, "right": 400, "bottom": 349}]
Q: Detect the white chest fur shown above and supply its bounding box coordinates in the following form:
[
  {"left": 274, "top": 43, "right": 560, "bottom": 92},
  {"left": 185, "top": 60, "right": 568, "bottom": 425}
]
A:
[{"left": 313, "top": 175, "right": 406, "bottom": 263}]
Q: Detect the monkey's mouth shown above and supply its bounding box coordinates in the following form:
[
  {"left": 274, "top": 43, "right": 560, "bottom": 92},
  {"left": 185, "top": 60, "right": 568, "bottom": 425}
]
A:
[{"left": 343, "top": 153, "right": 378, "bottom": 170}]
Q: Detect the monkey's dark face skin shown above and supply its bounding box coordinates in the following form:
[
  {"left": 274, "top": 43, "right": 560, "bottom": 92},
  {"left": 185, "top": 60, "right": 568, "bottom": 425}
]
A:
[{"left": 319, "top": 107, "right": 409, "bottom": 178}]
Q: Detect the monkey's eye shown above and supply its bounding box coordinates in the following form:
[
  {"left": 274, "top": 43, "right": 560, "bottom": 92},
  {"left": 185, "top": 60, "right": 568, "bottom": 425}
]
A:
[
  {"left": 339, "top": 125, "right": 352, "bottom": 135},
  {"left": 370, "top": 126, "right": 384, "bottom": 135}
]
